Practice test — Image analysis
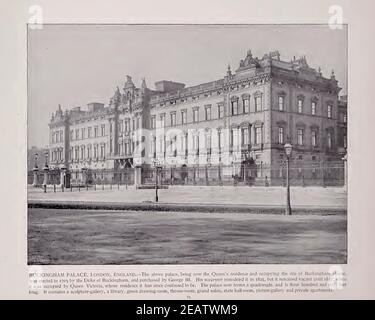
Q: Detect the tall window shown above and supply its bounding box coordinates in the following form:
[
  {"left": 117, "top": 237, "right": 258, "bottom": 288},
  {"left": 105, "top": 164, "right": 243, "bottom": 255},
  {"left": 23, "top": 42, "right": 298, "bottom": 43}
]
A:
[
  {"left": 218, "top": 130, "right": 223, "bottom": 149},
  {"left": 327, "top": 104, "right": 332, "bottom": 118},
  {"left": 343, "top": 114, "right": 347, "bottom": 123},
  {"left": 311, "top": 130, "right": 317, "bottom": 147},
  {"left": 255, "top": 96, "right": 262, "bottom": 112},
  {"left": 125, "top": 119, "right": 130, "bottom": 132},
  {"left": 75, "top": 129, "right": 79, "bottom": 140},
  {"left": 88, "top": 127, "right": 92, "bottom": 138},
  {"left": 344, "top": 135, "right": 347, "bottom": 149},
  {"left": 278, "top": 127, "right": 284, "bottom": 144},
  {"left": 205, "top": 106, "right": 211, "bottom": 121},
  {"left": 170, "top": 112, "right": 176, "bottom": 126},
  {"left": 297, "top": 98, "right": 303, "bottom": 113},
  {"left": 94, "top": 126, "right": 98, "bottom": 138},
  {"left": 218, "top": 104, "right": 224, "bottom": 119},
  {"left": 255, "top": 127, "right": 262, "bottom": 144},
  {"left": 193, "top": 134, "right": 199, "bottom": 151},
  {"left": 101, "top": 124, "right": 105, "bottom": 136},
  {"left": 205, "top": 131, "right": 212, "bottom": 150},
  {"left": 231, "top": 100, "right": 238, "bottom": 115},
  {"left": 243, "top": 99, "right": 250, "bottom": 113},
  {"left": 311, "top": 101, "right": 316, "bottom": 115},
  {"left": 160, "top": 114, "right": 165, "bottom": 127},
  {"left": 242, "top": 127, "right": 249, "bottom": 145},
  {"left": 278, "top": 96, "right": 284, "bottom": 111},
  {"left": 297, "top": 129, "right": 304, "bottom": 145},
  {"left": 60, "top": 131, "right": 63, "bottom": 142},
  {"left": 181, "top": 110, "right": 187, "bottom": 124},
  {"left": 193, "top": 108, "right": 199, "bottom": 122},
  {"left": 151, "top": 116, "right": 156, "bottom": 129},
  {"left": 327, "top": 132, "right": 332, "bottom": 148}
]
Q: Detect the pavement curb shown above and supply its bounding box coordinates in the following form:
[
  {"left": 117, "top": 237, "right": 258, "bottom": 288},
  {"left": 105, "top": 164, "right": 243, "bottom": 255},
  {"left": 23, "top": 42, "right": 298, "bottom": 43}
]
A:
[{"left": 28, "top": 200, "right": 346, "bottom": 215}]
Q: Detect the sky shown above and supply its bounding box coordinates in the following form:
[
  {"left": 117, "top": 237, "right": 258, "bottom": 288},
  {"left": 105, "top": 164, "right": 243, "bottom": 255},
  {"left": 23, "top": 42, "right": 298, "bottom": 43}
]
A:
[{"left": 28, "top": 24, "right": 347, "bottom": 148}]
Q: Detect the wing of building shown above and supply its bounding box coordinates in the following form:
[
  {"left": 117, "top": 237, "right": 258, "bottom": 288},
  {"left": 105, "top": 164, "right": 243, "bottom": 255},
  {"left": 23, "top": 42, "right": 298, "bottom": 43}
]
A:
[{"left": 47, "top": 50, "right": 347, "bottom": 187}]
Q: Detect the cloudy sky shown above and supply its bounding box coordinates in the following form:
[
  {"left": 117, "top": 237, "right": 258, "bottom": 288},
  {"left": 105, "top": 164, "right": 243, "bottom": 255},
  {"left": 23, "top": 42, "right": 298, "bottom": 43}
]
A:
[{"left": 28, "top": 24, "right": 347, "bottom": 148}]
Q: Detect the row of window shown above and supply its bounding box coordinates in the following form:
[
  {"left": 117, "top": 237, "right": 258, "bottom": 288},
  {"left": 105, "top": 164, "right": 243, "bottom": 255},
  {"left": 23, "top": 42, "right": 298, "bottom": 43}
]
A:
[
  {"left": 278, "top": 95, "right": 334, "bottom": 118},
  {"left": 68, "top": 144, "right": 106, "bottom": 161},
  {"left": 70, "top": 124, "right": 106, "bottom": 141},
  {"left": 277, "top": 126, "right": 336, "bottom": 148},
  {"left": 149, "top": 99, "right": 262, "bottom": 129},
  {"left": 51, "top": 130, "right": 64, "bottom": 144}
]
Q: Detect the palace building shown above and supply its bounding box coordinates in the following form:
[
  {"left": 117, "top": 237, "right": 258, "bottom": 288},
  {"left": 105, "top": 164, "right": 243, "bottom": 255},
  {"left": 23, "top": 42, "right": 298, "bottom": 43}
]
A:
[{"left": 47, "top": 49, "right": 347, "bottom": 186}]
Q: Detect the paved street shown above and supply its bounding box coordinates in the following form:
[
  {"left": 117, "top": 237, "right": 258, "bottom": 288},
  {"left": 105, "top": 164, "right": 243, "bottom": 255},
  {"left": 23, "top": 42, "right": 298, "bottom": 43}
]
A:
[
  {"left": 28, "top": 208, "right": 347, "bottom": 265},
  {"left": 28, "top": 185, "right": 346, "bottom": 208}
]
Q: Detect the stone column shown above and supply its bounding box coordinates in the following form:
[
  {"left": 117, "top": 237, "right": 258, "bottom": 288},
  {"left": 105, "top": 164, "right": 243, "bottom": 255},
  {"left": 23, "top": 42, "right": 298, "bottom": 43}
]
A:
[
  {"left": 134, "top": 165, "right": 142, "bottom": 188},
  {"left": 42, "top": 166, "right": 49, "bottom": 186},
  {"left": 32, "top": 167, "right": 39, "bottom": 187}
]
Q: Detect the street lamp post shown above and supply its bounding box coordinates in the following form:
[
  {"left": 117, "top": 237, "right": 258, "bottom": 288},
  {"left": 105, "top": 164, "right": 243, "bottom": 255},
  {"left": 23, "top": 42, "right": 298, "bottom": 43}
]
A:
[
  {"left": 153, "top": 159, "right": 161, "bottom": 202},
  {"left": 284, "top": 143, "right": 293, "bottom": 215}
]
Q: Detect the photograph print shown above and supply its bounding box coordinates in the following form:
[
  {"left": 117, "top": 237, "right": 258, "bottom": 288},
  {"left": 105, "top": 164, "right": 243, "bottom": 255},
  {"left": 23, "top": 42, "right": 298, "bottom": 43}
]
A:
[{"left": 27, "top": 24, "right": 348, "bottom": 265}]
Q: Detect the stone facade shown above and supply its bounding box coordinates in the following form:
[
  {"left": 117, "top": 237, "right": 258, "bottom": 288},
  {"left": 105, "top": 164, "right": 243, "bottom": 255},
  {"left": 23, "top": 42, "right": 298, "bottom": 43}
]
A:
[{"left": 47, "top": 50, "right": 347, "bottom": 186}]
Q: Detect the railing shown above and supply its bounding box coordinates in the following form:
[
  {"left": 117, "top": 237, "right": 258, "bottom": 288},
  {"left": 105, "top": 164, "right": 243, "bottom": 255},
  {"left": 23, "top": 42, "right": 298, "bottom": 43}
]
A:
[{"left": 28, "top": 160, "right": 345, "bottom": 190}]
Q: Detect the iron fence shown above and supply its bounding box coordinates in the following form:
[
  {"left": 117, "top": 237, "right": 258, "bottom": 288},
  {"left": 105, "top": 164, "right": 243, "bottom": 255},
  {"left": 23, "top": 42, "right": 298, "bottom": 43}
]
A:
[{"left": 28, "top": 160, "right": 345, "bottom": 190}]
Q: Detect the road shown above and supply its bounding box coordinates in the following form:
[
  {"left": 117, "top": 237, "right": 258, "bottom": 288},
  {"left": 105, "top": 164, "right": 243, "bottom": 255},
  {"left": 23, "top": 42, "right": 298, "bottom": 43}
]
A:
[{"left": 28, "top": 208, "right": 347, "bottom": 265}]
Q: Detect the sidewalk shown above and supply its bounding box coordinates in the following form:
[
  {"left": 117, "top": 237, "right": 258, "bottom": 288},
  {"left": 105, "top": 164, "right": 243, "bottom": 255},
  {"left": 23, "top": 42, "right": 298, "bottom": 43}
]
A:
[{"left": 28, "top": 185, "right": 347, "bottom": 214}]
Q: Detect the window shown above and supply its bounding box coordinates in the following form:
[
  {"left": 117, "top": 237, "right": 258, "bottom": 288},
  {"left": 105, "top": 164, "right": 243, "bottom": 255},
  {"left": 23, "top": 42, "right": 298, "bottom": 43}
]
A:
[
  {"left": 343, "top": 114, "right": 347, "bottom": 123},
  {"left": 93, "top": 146, "right": 97, "bottom": 159},
  {"left": 243, "top": 99, "right": 250, "bottom": 113},
  {"left": 278, "top": 96, "right": 284, "bottom": 111},
  {"left": 101, "top": 124, "right": 105, "bottom": 136},
  {"left": 60, "top": 131, "right": 63, "bottom": 142},
  {"left": 255, "top": 96, "right": 262, "bottom": 112},
  {"left": 311, "top": 101, "right": 316, "bottom": 115},
  {"left": 205, "top": 106, "right": 211, "bottom": 121},
  {"left": 298, "top": 98, "right": 303, "bottom": 113},
  {"left": 205, "top": 131, "right": 212, "bottom": 150},
  {"left": 136, "top": 117, "right": 140, "bottom": 129},
  {"left": 231, "top": 100, "right": 238, "bottom": 115},
  {"left": 327, "top": 104, "right": 332, "bottom": 118},
  {"left": 278, "top": 127, "right": 284, "bottom": 144},
  {"left": 151, "top": 116, "right": 156, "bottom": 129},
  {"left": 75, "top": 129, "right": 79, "bottom": 140},
  {"left": 229, "top": 129, "right": 234, "bottom": 148},
  {"left": 181, "top": 110, "right": 187, "bottom": 124},
  {"left": 344, "top": 135, "right": 347, "bottom": 149},
  {"left": 218, "top": 104, "right": 224, "bottom": 119},
  {"left": 160, "top": 114, "right": 166, "bottom": 127},
  {"left": 70, "top": 130, "right": 73, "bottom": 141},
  {"left": 255, "top": 127, "right": 262, "bottom": 144},
  {"left": 125, "top": 119, "right": 130, "bottom": 132},
  {"left": 193, "top": 134, "right": 199, "bottom": 151},
  {"left": 88, "top": 127, "right": 92, "bottom": 138},
  {"left": 327, "top": 132, "right": 332, "bottom": 148},
  {"left": 170, "top": 112, "right": 176, "bottom": 126},
  {"left": 81, "top": 128, "right": 85, "bottom": 139},
  {"left": 297, "top": 129, "right": 304, "bottom": 145},
  {"left": 218, "top": 130, "right": 223, "bottom": 149},
  {"left": 193, "top": 108, "right": 199, "bottom": 122},
  {"left": 132, "top": 119, "right": 135, "bottom": 130},
  {"left": 94, "top": 126, "right": 98, "bottom": 138},
  {"left": 311, "top": 130, "right": 317, "bottom": 147},
  {"left": 100, "top": 144, "right": 105, "bottom": 158},
  {"left": 242, "top": 127, "right": 249, "bottom": 145}
]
